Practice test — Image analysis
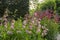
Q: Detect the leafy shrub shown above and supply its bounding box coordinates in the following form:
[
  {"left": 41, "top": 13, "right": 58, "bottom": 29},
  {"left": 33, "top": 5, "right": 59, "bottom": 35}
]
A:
[
  {"left": 0, "top": 13, "right": 49, "bottom": 40},
  {"left": 36, "top": 0, "right": 56, "bottom": 11},
  {"left": 0, "top": 11, "right": 59, "bottom": 40},
  {"left": 41, "top": 18, "right": 59, "bottom": 40}
]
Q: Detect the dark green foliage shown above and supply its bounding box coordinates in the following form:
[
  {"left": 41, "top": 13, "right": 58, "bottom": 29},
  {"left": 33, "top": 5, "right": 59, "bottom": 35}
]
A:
[
  {"left": 41, "top": 18, "right": 58, "bottom": 40},
  {"left": 8, "top": 0, "right": 29, "bottom": 19},
  {"left": 0, "top": 0, "right": 7, "bottom": 17},
  {"left": 56, "top": 0, "right": 60, "bottom": 15},
  {"left": 0, "top": 0, "right": 29, "bottom": 19},
  {"left": 56, "top": 0, "right": 60, "bottom": 8}
]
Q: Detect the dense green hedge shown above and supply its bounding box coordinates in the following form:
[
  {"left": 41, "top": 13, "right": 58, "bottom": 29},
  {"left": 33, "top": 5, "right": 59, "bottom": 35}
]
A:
[{"left": 0, "top": 0, "right": 29, "bottom": 20}]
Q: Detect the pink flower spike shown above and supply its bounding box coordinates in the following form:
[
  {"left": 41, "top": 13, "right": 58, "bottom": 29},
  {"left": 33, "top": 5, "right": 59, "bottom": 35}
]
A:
[
  {"left": 29, "top": 25, "right": 32, "bottom": 30},
  {"left": 11, "top": 25, "right": 14, "bottom": 29},
  {"left": 34, "top": 12, "right": 38, "bottom": 17}
]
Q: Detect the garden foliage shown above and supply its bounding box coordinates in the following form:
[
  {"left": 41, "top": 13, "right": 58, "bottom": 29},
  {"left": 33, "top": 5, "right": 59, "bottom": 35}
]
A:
[{"left": 0, "top": 0, "right": 60, "bottom": 40}]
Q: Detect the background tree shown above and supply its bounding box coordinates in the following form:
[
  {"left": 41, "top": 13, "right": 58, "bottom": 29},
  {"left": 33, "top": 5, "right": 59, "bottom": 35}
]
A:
[{"left": 0, "top": 0, "right": 29, "bottom": 20}]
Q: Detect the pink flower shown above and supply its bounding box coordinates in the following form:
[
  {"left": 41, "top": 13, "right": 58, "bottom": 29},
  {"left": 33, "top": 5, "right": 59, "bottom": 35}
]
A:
[
  {"left": 38, "top": 18, "right": 41, "bottom": 21},
  {"left": 42, "top": 29, "right": 48, "bottom": 37},
  {"left": 34, "top": 12, "right": 38, "bottom": 17},
  {"left": 29, "top": 25, "right": 33, "bottom": 30},
  {"left": 11, "top": 23, "right": 14, "bottom": 29},
  {"left": 36, "top": 28, "right": 41, "bottom": 33},
  {"left": 39, "top": 13, "right": 45, "bottom": 19},
  {"left": 43, "top": 30, "right": 47, "bottom": 33},
  {"left": 10, "top": 19, "right": 15, "bottom": 29},
  {"left": 11, "top": 25, "right": 14, "bottom": 29},
  {"left": 45, "top": 9, "right": 54, "bottom": 19},
  {"left": 46, "top": 13, "right": 52, "bottom": 19},
  {"left": 32, "top": 20, "right": 35, "bottom": 24},
  {"left": 54, "top": 15, "right": 60, "bottom": 23}
]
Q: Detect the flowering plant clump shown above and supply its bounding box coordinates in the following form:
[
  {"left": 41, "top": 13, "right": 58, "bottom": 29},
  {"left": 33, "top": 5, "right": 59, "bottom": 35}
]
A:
[
  {"left": 22, "top": 14, "right": 48, "bottom": 38},
  {"left": 34, "top": 9, "right": 54, "bottom": 19},
  {"left": 0, "top": 13, "right": 59, "bottom": 40},
  {"left": 34, "top": 9, "right": 60, "bottom": 23}
]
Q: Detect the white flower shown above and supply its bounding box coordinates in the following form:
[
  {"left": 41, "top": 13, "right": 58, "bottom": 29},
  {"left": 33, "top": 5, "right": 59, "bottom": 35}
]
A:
[
  {"left": 29, "top": 0, "right": 37, "bottom": 10},
  {"left": 23, "top": 20, "right": 27, "bottom": 25},
  {"left": 4, "top": 24, "right": 7, "bottom": 28},
  {"left": 38, "top": 0, "right": 44, "bottom": 3},
  {"left": 7, "top": 31, "right": 13, "bottom": 35},
  {"left": 22, "top": 25, "right": 26, "bottom": 28},
  {"left": 41, "top": 26, "right": 46, "bottom": 29},
  {"left": 38, "top": 24, "right": 41, "bottom": 28}
]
